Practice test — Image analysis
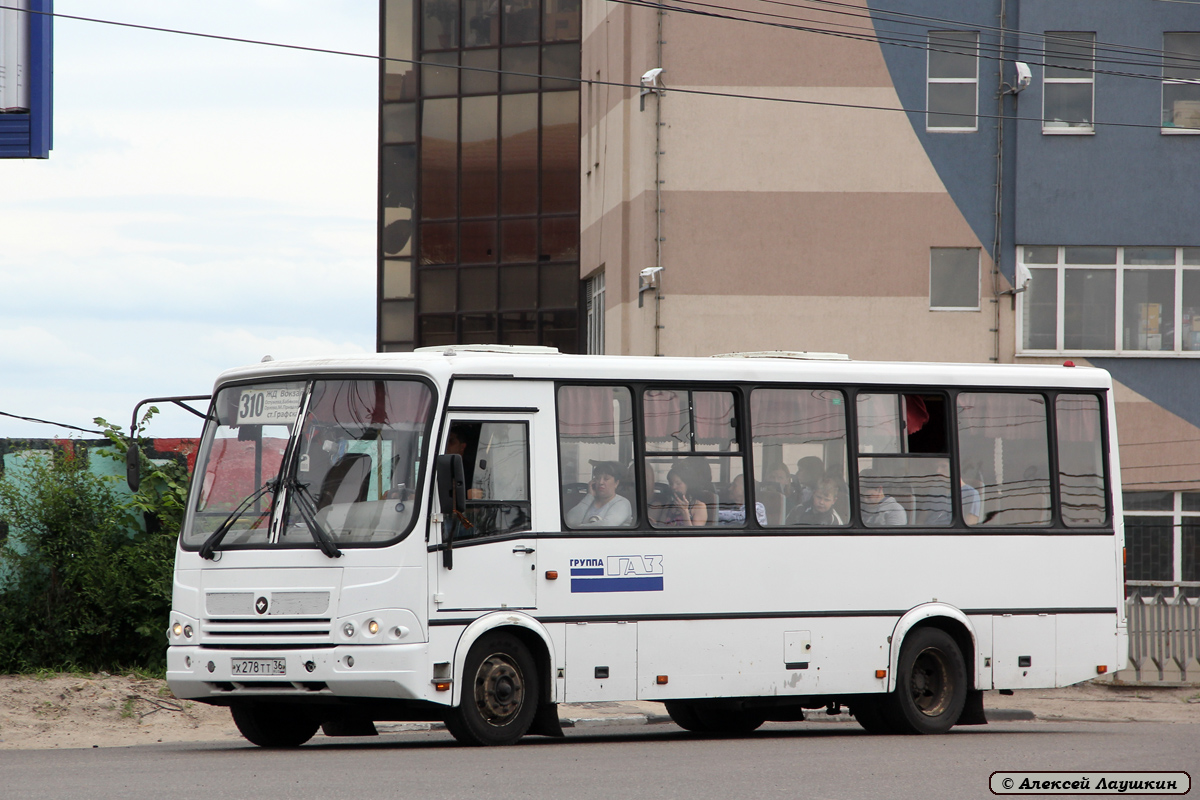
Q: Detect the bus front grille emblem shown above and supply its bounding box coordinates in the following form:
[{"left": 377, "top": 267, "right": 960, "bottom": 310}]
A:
[{"left": 255, "top": 596, "right": 269, "bottom": 615}]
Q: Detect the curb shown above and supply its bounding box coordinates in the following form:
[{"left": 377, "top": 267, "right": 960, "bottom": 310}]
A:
[{"left": 375, "top": 708, "right": 1038, "bottom": 734}]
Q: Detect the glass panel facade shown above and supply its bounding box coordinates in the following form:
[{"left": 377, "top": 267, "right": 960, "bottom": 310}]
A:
[{"left": 379, "top": 0, "right": 582, "bottom": 350}]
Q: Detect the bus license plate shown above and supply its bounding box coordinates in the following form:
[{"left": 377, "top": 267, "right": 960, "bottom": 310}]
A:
[{"left": 231, "top": 658, "right": 286, "bottom": 676}]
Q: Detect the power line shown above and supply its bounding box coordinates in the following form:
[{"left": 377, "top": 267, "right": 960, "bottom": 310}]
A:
[
  {"left": 0, "top": 411, "right": 106, "bottom": 436},
  {"left": 0, "top": 2, "right": 1192, "bottom": 132}
]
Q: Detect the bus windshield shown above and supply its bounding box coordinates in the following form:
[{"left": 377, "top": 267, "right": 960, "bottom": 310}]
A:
[{"left": 183, "top": 378, "right": 434, "bottom": 551}]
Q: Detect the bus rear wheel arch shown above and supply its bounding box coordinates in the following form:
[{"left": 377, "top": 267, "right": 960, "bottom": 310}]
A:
[
  {"left": 445, "top": 631, "right": 540, "bottom": 746},
  {"left": 855, "top": 625, "right": 968, "bottom": 735}
]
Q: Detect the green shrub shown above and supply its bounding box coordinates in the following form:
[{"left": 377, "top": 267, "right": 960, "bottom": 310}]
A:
[{"left": 0, "top": 410, "right": 189, "bottom": 673}]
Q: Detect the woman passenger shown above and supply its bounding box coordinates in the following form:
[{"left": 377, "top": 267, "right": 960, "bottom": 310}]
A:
[{"left": 652, "top": 464, "right": 708, "bottom": 527}]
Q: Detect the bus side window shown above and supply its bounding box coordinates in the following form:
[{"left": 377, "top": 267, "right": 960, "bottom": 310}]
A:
[
  {"left": 557, "top": 385, "right": 636, "bottom": 529},
  {"left": 1056, "top": 394, "right": 1107, "bottom": 526},
  {"left": 750, "top": 388, "right": 850, "bottom": 527},
  {"left": 956, "top": 392, "right": 1052, "bottom": 526}
]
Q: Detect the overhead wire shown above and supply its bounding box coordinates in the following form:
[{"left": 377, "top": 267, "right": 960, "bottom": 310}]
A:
[{"left": 0, "top": 2, "right": 1194, "bottom": 132}]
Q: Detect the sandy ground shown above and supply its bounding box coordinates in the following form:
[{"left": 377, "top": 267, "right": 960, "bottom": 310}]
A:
[{"left": 1, "top": 674, "right": 1197, "bottom": 750}]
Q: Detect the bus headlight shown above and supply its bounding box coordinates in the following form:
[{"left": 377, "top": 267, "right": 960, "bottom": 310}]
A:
[
  {"left": 183, "top": 625, "right": 193, "bottom": 639},
  {"left": 367, "top": 620, "right": 379, "bottom": 635},
  {"left": 342, "top": 622, "right": 356, "bottom": 638},
  {"left": 172, "top": 623, "right": 183, "bottom": 637}
]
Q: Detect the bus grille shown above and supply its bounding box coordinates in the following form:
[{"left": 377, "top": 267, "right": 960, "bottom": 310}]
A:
[{"left": 203, "top": 591, "right": 335, "bottom": 645}]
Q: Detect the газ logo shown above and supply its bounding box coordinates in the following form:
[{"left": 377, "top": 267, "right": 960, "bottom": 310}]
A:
[{"left": 569, "top": 555, "right": 664, "bottom": 593}]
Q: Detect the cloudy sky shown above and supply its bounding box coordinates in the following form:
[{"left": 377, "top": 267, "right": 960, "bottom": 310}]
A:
[{"left": 0, "top": 1, "right": 379, "bottom": 439}]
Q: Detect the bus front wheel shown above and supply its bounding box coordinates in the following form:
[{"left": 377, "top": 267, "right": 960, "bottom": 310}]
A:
[
  {"left": 888, "top": 626, "right": 968, "bottom": 734},
  {"left": 230, "top": 701, "right": 320, "bottom": 747},
  {"left": 445, "top": 632, "right": 539, "bottom": 746}
]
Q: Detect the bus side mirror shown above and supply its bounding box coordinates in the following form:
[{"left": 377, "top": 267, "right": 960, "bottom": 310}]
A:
[
  {"left": 126, "top": 442, "right": 141, "bottom": 492},
  {"left": 435, "top": 453, "right": 466, "bottom": 570},
  {"left": 435, "top": 453, "right": 466, "bottom": 514}
]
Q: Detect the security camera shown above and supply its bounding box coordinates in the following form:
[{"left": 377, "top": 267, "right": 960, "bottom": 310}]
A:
[
  {"left": 640, "top": 68, "right": 664, "bottom": 89},
  {"left": 1014, "top": 62, "right": 1032, "bottom": 91},
  {"left": 640, "top": 267, "right": 663, "bottom": 280}
]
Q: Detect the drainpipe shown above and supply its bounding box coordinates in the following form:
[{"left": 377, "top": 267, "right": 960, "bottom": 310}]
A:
[
  {"left": 990, "top": 0, "right": 1007, "bottom": 365},
  {"left": 638, "top": 11, "right": 665, "bottom": 356}
]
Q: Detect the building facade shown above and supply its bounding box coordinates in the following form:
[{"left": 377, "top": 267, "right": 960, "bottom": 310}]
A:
[{"left": 379, "top": 0, "right": 1200, "bottom": 589}]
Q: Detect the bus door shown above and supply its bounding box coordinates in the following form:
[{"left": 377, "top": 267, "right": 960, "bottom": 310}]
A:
[{"left": 434, "top": 395, "right": 546, "bottom": 611}]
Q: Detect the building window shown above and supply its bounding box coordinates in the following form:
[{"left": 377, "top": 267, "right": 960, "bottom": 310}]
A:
[
  {"left": 1043, "top": 32, "right": 1094, "bottom": 133},
  {"left": 1124, "top": 491, "right": 1200, "bottom": 598},
  {"left": 1163, "top": 33, "right": 1200, "bottom": 133},
  {"left": 1018, "top": 246, "right": 1200, "bottom": 354},
  {"left": 927, "top": 31, "right": 978, "bottom": 132},
  {"left": 585, "top": 270, "right": 605, "bottom": 354},
  {"left": 929, "top": 247, "right": 980, "bottom": 310}
]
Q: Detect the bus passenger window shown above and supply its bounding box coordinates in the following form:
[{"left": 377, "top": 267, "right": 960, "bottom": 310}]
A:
[
  {"left": 750, "top": 388, "right": 849, "bottom": 527},
  {"left": 557, "top": 385, "right": 635, "bottom": 529},
  {"left": 956, "top": 392, "right": 1052, "bottom": 526},
  {"left": 647, "top": 456, "right": 730, "bottom": 528},
  {"left": 1056, "top": 394, "right": 1107, "bottom": 526}
]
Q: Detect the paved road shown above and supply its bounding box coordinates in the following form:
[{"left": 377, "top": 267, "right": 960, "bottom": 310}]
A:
[{"left": 3, "top": 720, "right": 1195, "bottom": 800}]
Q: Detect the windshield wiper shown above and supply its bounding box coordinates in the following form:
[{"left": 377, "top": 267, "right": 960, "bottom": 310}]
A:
[
  {"left": 286, "top": 478, "right": 343, "bottom": 559},
  {"left": 199, "top": 480, "right": 277, "bottom": 560}
]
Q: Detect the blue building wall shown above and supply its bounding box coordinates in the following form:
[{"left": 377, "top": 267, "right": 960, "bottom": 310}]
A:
[
  {"left": 1016, "top": 0, "right": 1200, "bottom": 247},
  {"left": 0, "top": 0, "right": 52, "bottom": 159},
  {"left": 866, "top": 0, "right": 1200, "bottom": 433}
]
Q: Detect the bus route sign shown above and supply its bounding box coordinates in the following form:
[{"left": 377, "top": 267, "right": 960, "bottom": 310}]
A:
[{"left": 237, "top": 386, "right": 303, "bottom": 425}]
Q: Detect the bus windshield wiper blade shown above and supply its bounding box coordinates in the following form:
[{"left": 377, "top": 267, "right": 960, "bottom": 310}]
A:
[
  {"left": 286, "top": 479, "right": 343, "bottom": 559},
  {"left": 198, "top": 480, "right": 276, "bottom": 560}
]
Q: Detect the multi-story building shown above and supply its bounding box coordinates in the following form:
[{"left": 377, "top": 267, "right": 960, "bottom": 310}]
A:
[{"left": 378, "top": 0, "right": 1200, "bottom": 594}]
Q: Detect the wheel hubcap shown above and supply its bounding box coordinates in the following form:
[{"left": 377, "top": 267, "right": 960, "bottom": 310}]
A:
[
  {"left": 474, "top": 653, "right": 524, "bottom": 726},
  {"left": 909, "top": 647, "right": 952, "bottom": 717}
]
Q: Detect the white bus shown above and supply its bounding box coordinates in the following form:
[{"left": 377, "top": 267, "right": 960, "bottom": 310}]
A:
[{"left": 158, "top": 347, "right": 1126, "bottom": 746}]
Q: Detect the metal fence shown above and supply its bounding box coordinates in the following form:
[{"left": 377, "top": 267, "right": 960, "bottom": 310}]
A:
[{"left": 1113, "top": 581, "right": 1200, "bottom": 685}]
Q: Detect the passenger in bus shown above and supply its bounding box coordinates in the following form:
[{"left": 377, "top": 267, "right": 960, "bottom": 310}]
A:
[
  {"left": 652, "top": 463, "right": 708, "bottom": 526},
  {"left": 858, "top": 470, "right": 907, "bottom": 526},
  {"left": 717, "top": 474, "right": 767, "bottom": 526},
  {"left": 916, "top": 460, "right": 981, "bottom": 526},
  {"left": 566, "top": 462, "right": 633, "bottom": 527},
  {"left": 760, "top": 462, "right": 798, "bottom": 513},
  {"left": 793, "top": 456, "right": 826, "bottom": 508},
  {"left": 785, "top": 474, "right": 843, "bottom": 526}
]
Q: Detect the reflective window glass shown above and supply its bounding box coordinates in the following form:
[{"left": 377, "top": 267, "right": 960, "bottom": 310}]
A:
[
  {"left": 557, "top": 385, "right": 635, "bottom": 529},
  {"left": 500, "top": 265, "right": 538, "bottom": 309},
  {"left": 383, "top": 103, "right": 418, "bottom": 144},
  {"left": 1056, "top": 394, "right": 1106, "bottom": 526},
  {"left": 463, "top": 0, "right": 499, "bottom": 46},
  {"left": 420, "top": 221, "right": 457, "bottom": 265},
  {"left": 460, "top": 266, "right": 498, "bottom": 311},
  {"left": 541, "top": 216, "right": 579, "bottom": 261},
  {"left": 502, "top": 218, "right": 537, "bottom": 262},
  {"left": 542, "top": 43, "right": 580, "bottom": 90},
  {"left": 423, "top": 0, "right": 459, "bottom": 49},
  {"left": 380, "top": 299, "right": 415, "bottom": 342},
  {"left": 1063, "top": 269, "right": 1115, "bottom": 350},
  {"left": 461, "top": 96, "right": 498, "bottom": 218},
  {"left": 501, "top": 311, "right": 538, "bottom": 343},
  {"left": 540, "top": 263, "right": 578, "bottom": 307},
  {"left": 956, "top": 392, "right": 1051, "bottom": 526},
  {"left": 544, "top": 0, "right": 580, "bottom": 41},
  {"left": 504, "top": 0, "right": 540, "bottom": 43},
  {"left": 383, "top": 259, "right": 413, "bottom": 299},
  {"left": 460, "top": 220, "right": 498, "bottom": 263},
  {"left": 462, "top": 49, "right": 499, "bottom": 94},
  {"left": 501, "top": 94, "right": 539, "bottom": 215},
  {"left": 502, "top": 47, "right": 539, "bottom": 93},
  {"left": 541, "top": 91, "right": 579, "bottom": 214},
  {"left": 1022, "top": 268, "right": 1058, "bottom": 349},
  {"left": 1123, "top": 270, "right": 1174, "bottom": 351},
  {"left": 422, "top": 51, "right": 459, "bottom": 96},
  {"left": 384, "top": 0, "right": 416, "bottom": 101},
  {"left": 750, "top": 388, "right": 849, "bottom": 527},
  {"left": 421, "top": 98, "right": 459, "bottom": 219},
  {"left": 419, "top": 268, "right": 457, "bottom": 312}
]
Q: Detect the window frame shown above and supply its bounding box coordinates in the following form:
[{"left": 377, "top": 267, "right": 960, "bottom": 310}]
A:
[
  {"left": 926, "top": 30, "right": 980, "bottom": 133},
  {"left": 1123, "top": 491, "right": 1200, "bottom": 597},
  {"left": 1162, "top": 32, "right": 1200, "bottom": 135},
  {"left": 929, "top": 247, "right": 981, "bottom": 311},
  {"left": 1016, "top": 246, "right": 1200, "bottom": 356},
  {"left": 1042, "top": 31, "right": 1096, "bottom": 135}
]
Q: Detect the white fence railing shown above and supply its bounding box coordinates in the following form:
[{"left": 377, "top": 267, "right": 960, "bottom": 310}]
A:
[{"left": 1112, "top": 582, "right": 1200, "bottom": 685}]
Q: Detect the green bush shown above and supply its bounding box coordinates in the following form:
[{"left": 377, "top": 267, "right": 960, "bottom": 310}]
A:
[{"left": 0, "top": 411, "right": 189, "bottom": 673}]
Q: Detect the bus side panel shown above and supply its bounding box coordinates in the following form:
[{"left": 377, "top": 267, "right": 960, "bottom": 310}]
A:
[
  {"left": 634, "top": 618, "right": 894, "bottom": 700},
  {"left": 1056, "top": 613, "right": 1123, "bottom": 686}
]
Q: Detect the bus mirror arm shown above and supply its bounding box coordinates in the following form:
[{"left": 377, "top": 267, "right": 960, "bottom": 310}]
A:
[
  {"left": 126, "top": 443, "right": 141, "bottom": 492},
  {"left": 435, "top": 454, "right": 467, "bottom": 569}
]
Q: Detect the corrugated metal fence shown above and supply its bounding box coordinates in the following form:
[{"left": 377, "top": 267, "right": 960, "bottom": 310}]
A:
[{"left": 1113, "top": 581, "right": 1200, "bottom": 685}]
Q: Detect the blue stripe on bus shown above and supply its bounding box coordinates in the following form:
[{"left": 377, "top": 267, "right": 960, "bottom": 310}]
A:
[
  {"left": 571, "top": 577, "right": 664, "bottom": 593},
  {"left": 570, "top": 568, "right": 604, "bottom": 576}
]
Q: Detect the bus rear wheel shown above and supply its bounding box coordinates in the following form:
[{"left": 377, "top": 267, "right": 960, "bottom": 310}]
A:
[
  {"left": 664, "top": 700, "right": 764, "bottom": 734},
  {"left": 230, "top": 701, "right": 320, "bottom": 747},
  {"left": 888, "top": 627, "right": 968, "bottom": 734},
  {"left": 445, "top": 632, "right": 539, "bottom": 746}
]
